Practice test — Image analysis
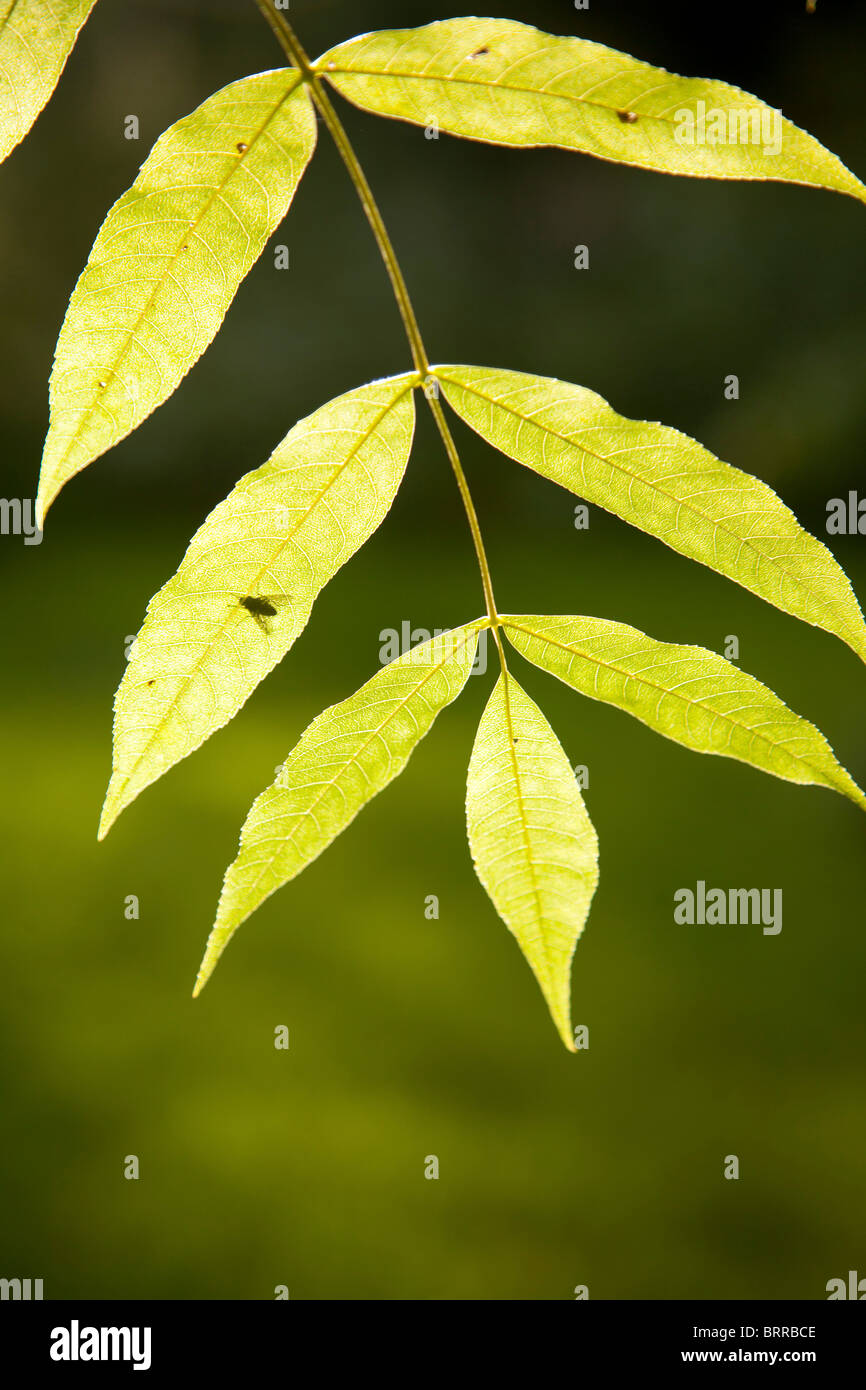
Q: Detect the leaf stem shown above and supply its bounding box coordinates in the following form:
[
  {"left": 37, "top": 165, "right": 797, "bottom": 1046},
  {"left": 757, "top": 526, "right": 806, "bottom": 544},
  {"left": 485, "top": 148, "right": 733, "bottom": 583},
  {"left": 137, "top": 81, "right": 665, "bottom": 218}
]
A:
[
  {"left": 424, "top": 389, "right": 504, "bottom": 659},
  {"left": 252, "top": 0, "right": 505, "bottom": 661}
]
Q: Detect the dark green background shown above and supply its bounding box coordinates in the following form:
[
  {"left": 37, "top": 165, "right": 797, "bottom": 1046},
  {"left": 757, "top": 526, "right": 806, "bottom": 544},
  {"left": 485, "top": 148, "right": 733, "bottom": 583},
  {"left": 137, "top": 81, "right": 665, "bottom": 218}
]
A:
[{"left": 1, "top": 0, "right": 864, "bottom": 1299}]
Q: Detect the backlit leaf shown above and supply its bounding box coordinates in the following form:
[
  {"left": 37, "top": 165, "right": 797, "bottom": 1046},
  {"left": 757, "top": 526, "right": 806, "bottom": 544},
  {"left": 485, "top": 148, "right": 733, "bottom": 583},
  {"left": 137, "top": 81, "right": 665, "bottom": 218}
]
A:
[
  {"left": 437, "top": 366, "right": 866, "bottom": 664},
  {"left": 194, "top": 625, "right": 479, "bottom": 995},
  {"left": 0, "top": 0, "right": 97, "bottom": 164},
  {"left": 99, "top": 375, "right": 417, "bottom": 839},
  {"left": 37, "top": 68, "right": 317, "bottom": 521},
  {"left": 316, "top": 18, "right": 865, "bottom": 201},
  {"left": 466, "top": 671, "right": 598, "bottom": 1050},
  {"left": 503, "top": 614, "right": 866, "bottom": 808}
]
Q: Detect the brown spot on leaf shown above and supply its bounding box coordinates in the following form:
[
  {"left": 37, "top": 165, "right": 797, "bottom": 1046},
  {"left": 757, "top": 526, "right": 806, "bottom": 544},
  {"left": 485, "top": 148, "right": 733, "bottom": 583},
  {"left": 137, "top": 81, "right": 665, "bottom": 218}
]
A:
[
  {"left": 617, "top": 109, "right": 639, "bottom": 124},
  {"left": 470, "top": 45, "right": 490, "bottom": 57}
]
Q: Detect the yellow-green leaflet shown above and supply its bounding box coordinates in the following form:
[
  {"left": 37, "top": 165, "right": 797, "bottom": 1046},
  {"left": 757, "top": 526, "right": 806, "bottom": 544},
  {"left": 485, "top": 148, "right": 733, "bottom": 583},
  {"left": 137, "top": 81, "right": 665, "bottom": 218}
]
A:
[
  {"left": 315, "top": 18, "right": 866, "bottom": 201},
  {"left": 194, "top": 626, "right": 479, "bottom": 996},
  {"left": 466, "top": 672, "right": 598, "bottom": 1051},
  {"left": 437, "top": 366, "right": 866, "bottom": 664},
  {"left": 36, "top": 69, "right": 317, "bottom": 522},
  {"left": 99, "top": 375, "right": 416, "bottom": 839},
  {"left": 0, "top": 0, "right": 97, "bottom": 164},
  {"left": 503, "top": 615, "right": 866, "bottom": 809}
]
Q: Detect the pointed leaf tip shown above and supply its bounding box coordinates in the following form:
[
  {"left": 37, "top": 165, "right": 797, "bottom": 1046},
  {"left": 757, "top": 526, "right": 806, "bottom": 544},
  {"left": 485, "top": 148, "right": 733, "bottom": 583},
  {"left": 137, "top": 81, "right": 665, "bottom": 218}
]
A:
[
  {"left": 502, "top": 615, "right": 866, "bottom": 812},
  {"left": 466, "top": 673, "right": 598, "bottom": 1050},
  {"left": 195, "top": 626, "right": 480, "bottom": 994},
  {"left": 317, "top": 19, "right": 866, "bottom": 203},
  {"left": 37, "top": 68, "right": 316, "bottom": 511},
  {"left": 438, "top": 366, "right": 866, "bottom": 666},
  {"left": 96, "top": 804, "right": 113, "bottom": 842},
  {"left": 100, "top": 375, "right": 416, "bottom": 832},
  {"left": 0, "top": 0, "right": 99, "bottom": 166}
]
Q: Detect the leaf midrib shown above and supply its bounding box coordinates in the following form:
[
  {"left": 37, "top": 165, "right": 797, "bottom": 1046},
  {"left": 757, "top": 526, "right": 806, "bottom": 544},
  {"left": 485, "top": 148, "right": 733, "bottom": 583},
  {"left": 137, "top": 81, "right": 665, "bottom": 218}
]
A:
[
  {"left": 50, "top": 70, "right": 307, "bottom": 482},
  {"left": 502, "top": 617, "right": 842, "bottom": 786},
  {"left": 439, "top": 371, "right": 851, "bottom": 640},
  {"left": 319, "top": 60, "right": 685, "bottom": 129},
  {"left": 106, "top": 380, "right": 414, "bottom": 822},
  {"left": 497, "top": 675, "right": 558, "bottom": 997},
  {"left": 221, "top": 628, "right": 476, "bottom": 927}
]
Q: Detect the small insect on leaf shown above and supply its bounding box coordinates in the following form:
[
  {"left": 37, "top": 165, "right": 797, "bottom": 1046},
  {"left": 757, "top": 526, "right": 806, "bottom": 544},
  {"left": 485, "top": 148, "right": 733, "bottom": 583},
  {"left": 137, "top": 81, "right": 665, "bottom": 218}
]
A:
[
  {"left": 238, "top": 594, "right": 282, "bottom": 632},
  {"left": 239, "top": 595, "right": 278, "bottom": 618},
  {"left": 617, "top": 110, "right": 639, "bottom": 124}
]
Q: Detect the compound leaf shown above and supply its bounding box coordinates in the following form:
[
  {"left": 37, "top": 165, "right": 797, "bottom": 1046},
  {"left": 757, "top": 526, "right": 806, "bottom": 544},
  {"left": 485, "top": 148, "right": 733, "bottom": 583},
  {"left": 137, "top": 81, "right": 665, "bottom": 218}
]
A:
[
  {"left": 99, "top": 374, "right": 417, "bottom": 839},
  {"left": 503, "top": 615, "right": 866, "bottom": 809},
  {"left": 466, "top": 672, "right": 598, "bottom": 1051},
  {"left": 0, "top": 0, "right": 97, "bottom": 165},
  {"left": 437, "top": 366, "right": 866, "bottom": 665},
  {"left": 37, "top": 68, "right": 317, "bottom": 522},
  {"left": 194, "top": 625, "right": 479, "bottom": 995},
  {"left": 315, "top": 18, "right": 865, "bottom": 202}
]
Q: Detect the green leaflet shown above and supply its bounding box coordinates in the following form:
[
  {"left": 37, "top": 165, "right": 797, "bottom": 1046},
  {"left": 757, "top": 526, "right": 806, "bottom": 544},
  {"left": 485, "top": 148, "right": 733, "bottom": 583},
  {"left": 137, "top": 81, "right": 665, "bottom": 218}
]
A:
[
  {"left": 0, "top": 0, "right": 97, "bottom": 164},
  {"left": 503, "top": 615, "right": 866, "bottom": 809},
  {"left": 437, "top": 366, "right": 866, "bottom": 664},
  {"left": 315, "top": 18, "right": 866, "bottom": 202},
  {"left": 194, "top": 625, "right": 479, "bottom": 996},
  {"left": 36, "top": 68, "right": 317, "bottom": 523},
  {"left": 466, "top": 672, "right": 598, "bottom": 1051},
  {"left": 99, "top": 375, "right": 417, "bottom": 839}
]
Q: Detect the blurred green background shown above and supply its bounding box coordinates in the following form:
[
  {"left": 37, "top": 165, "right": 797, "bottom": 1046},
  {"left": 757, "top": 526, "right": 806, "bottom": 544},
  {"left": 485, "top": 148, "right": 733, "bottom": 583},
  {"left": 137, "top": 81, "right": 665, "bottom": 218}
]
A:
[{"left": 1, "top": 0, "right": 865, "bottom": 1300}]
